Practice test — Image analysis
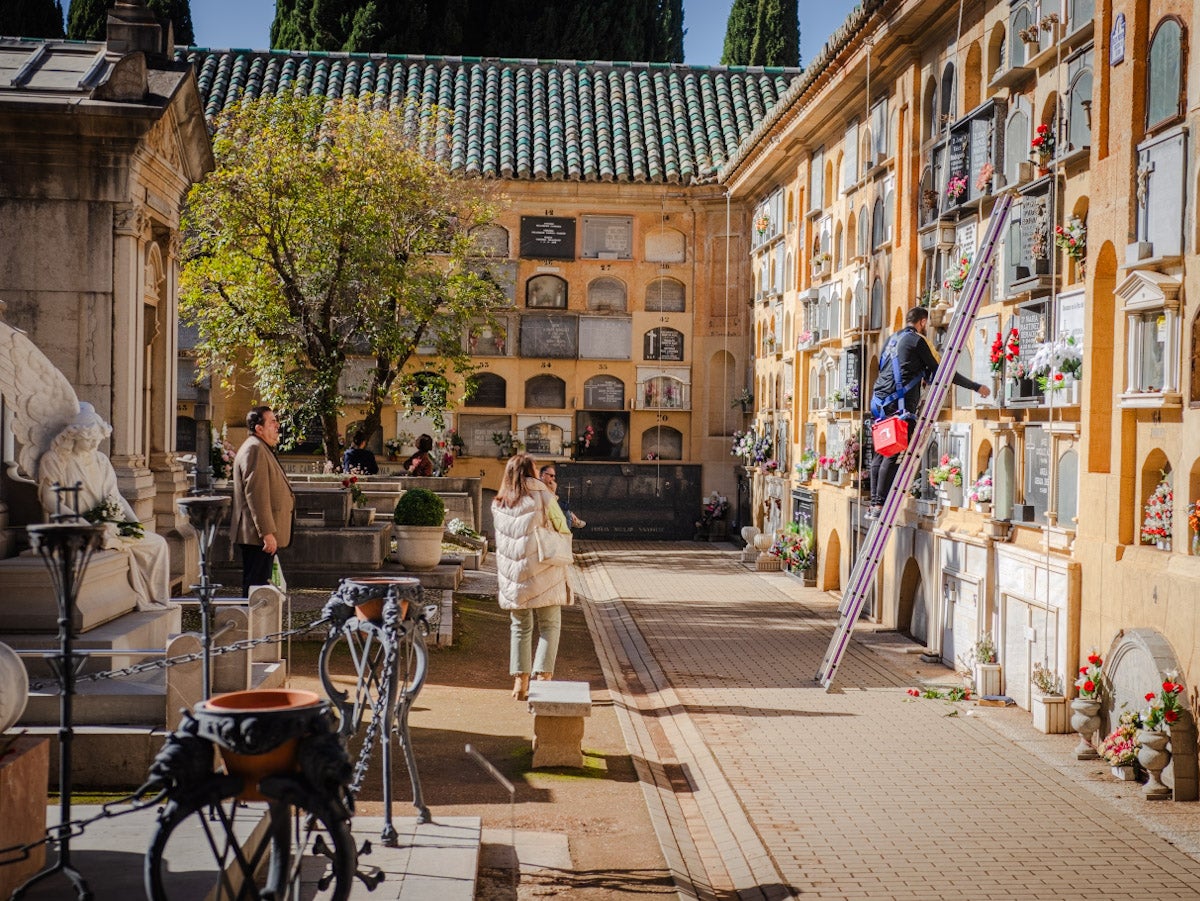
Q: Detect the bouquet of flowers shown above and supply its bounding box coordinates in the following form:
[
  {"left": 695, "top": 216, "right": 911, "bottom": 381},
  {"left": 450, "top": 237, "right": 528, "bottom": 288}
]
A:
[
  {"left": 974, "top": 162, "right": 995, "bottom": 193},
  {"left": 818, "top": 455, "right": 836, "bottom": 472},
  {"left": 943, "top": 256, "right": 971, "bottom": 292},
  {"left": 1142, "top": 678, "right": 1185, "bottom": 730},
  {"left": 1054, "top": 217, "right": 1086, "bottom": 261},
  {"left": 796, "top": 329, "right": 815, "bottom": 350},
  {"left": 928, "top": 455, "right": 963, "bottom": 488},
  {"left": 580, "top": 425, "right": 596, "bottom": 449},
  {"left": 83, "top": 498, "right": 144, "bottom": 539},
  {"left": 769, "top": 518, "right": 816, "bottom": 571},
  {"left": 966, "top": 473, "right": 993, "bottom": 505},
  {"left": 210, "top": 426, "right": 235, "bottom": 480},
  {"left": 1075, "top": 651, "right": 1103, "bottom": 699},
  {"left": 754, "top": 214, "right": 771, "bottom": 236},
  {"left": 697, "top": 495, "right": 729, "bottom": 530},
  {"left": 384, "top": 436, "right": 406, "bottom": 457},
  {"left": 795, "top": 448, "right": 818, "bottom": 481},
  {"left": 447, "top": 518, "right": 482, "bottom": 539},
  {"left": 731, "top": 430, "right": 772, "bottom": 465},
  {"left": 1031, "top": 122, "right": 1055, "bottom": 161},
  {"left": 835, "top": 432, "right": 861, "bottom": 475},
  {"left": 1100, "top": 710, "right": 1143, "bottom": 766},
  {"left": 946, "top": 174, "right": 968, "bottom": 200},
  {"left": 762, "top": 459, "right": 780, "bottom": 473},
  {"left": 341, "top": 475, "right": 369, "bottom": 507},
  {"left": 989, "top": 332, "right": 1006, "bottom": 374},
  {"left": 1029, "top": 334, "right": 1084, "bottom": 391},
  {"left": 1190, "top": 499, "right": 1200, "bottom": 554},
  {"left": 731, "top": 387, "right": 754, "bottom": 409},
  {"left": 1140, "top": 475, "right": 1173, "bottom": 544}
]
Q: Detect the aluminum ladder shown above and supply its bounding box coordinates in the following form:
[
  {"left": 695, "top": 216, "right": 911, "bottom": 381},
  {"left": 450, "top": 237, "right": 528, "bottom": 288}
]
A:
[{"left": 816, "top": 192, "right": 1014, "bottom": 690}]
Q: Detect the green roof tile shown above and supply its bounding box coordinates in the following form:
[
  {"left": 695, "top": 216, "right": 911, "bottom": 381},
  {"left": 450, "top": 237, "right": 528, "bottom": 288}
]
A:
[{"left": 182, "top": 49, "right": 801, "bottom": 185}]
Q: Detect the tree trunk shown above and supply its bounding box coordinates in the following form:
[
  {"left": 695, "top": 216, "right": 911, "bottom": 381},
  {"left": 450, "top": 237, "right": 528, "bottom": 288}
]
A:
[{"left": 321, "top": 410, "right": 342, "bottom": 471}]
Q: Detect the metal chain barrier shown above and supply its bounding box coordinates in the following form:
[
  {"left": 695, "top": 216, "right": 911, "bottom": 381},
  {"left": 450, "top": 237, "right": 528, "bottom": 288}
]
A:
[
  {"left": 28, "top": 618, "right": 331, "bottom": 691},
  {"left": 347, "top": 612, "right": 401, "bottom": 798},
  {"left": 0, "top": 785, "right": 166, "bottom": 870}
]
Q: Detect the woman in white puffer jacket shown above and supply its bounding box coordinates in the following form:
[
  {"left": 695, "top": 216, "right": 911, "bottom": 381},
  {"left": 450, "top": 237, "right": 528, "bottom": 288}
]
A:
[{"left": 492, "top": 453, "right": 573, "bottom": 700}]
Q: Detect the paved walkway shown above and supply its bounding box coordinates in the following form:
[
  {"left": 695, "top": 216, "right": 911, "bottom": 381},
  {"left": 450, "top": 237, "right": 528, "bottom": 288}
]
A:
[{"left": 573, "top": 542, "right": 1200, "bottom": 901}]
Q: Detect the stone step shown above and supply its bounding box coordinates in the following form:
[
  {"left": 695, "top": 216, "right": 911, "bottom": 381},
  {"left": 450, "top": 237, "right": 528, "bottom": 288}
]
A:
[{"left": 1, "top": 606, "right": 182, "bottom": 677}]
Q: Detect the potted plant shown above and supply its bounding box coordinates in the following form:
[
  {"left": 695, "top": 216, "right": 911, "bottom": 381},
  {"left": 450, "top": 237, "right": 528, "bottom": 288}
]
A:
[
  {"left": 795, "top": 448, "right": 818, "bottom": 482},
  {"left": 1071, "top": 651, "right": 1104, "bottom": 759},
  {"left": 1030, "top": 662, "right": 1069, "bottom": 733},
  {"left": 968, "top": 632, "right": 1001, "bottom": 697},
  {"left": 1100, "top": 710, "right": 1143, "bottom": 780},
  {"left": 966, "top": 473, "right": 993, "bottom": 515},
  {"left": 392, "top": 487, "right": 446, "bottom": 570},
  {"left": 769, "top": 519, "right": 817, "bottom": 585},
  {"left": 1030, "top": 122, "right": 1055, "bottom": 174},
  {"left": 209, "top": 426, "right": 235, "bottom": 488},
  {"left": 1054, "top": 217, "right": 1087, "bottom": 277},
  {"left": 1137, "top": 678, "right": 1185, "bottom": 800},
  {"left": 942, "top": 256, "right": 971, "bottom": 294},
  {"left": 928, "top": 455, "right": 964, "bottom": 508}
]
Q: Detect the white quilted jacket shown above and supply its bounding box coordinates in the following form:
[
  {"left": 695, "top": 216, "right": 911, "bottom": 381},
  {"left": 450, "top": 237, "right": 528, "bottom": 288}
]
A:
[{"left": 492, "top": 479, "right": 572, "bottom": 611}]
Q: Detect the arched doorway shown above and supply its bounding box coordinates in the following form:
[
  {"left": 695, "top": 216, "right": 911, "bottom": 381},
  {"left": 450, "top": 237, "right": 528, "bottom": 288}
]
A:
[
  {"left": 898, "top": 557, "right": 926, "bottom": 643},
  {"left": 821, "top": 529, "right": 842, "bottom": 591}
]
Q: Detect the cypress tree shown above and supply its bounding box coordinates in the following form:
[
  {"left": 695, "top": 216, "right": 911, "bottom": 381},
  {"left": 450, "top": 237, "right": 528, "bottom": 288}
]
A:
[
  {"left": 270, "top": 0, "right": 308, "bottom": 50},
  {"left": 1, "top": 0, "right": 66, "bottom": 39},
  {"left": 656, "top": 0, "right": 685, "bottom": 64},
  {"left": 66, "top": 0, "right": 193, "bottom": 45},
  {"left": 748, "top": 0, "right": 798, "bottom": 67},
  {"left": 720, "top": 0, "right": 756, "bottom": 65}
]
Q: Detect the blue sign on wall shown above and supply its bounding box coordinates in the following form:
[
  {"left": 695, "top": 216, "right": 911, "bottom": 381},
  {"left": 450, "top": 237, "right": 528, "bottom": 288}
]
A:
[{"left": 1110, "top": 13, "right": 1126, "bottom": 65}]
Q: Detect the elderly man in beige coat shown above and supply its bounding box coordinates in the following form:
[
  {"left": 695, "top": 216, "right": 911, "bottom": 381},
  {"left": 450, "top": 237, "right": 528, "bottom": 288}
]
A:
[{"left": 230, "top": 406, "right": 295, "bottom": 596}]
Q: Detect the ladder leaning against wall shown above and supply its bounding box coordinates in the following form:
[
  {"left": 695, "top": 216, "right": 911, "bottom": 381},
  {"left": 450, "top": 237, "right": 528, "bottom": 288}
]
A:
[{"left": 815, "top": 192, "right": 1015, "bottom": 691}]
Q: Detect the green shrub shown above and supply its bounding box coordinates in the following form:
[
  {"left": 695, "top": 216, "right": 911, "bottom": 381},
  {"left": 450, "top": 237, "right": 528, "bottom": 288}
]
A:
[{"left": 393, "top": 488, "right": 445, "bottom": 526}]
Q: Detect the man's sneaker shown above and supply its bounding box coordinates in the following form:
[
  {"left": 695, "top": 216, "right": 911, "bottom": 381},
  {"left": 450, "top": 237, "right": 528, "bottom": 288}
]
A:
[{"left": 864, "top": 505, "right": 882, "bottom": 521}]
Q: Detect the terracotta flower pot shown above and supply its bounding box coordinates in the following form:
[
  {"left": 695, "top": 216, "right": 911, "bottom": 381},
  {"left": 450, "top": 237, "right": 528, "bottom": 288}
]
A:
[
  {"left": 343, "top": 577, "right": 414, "bottom": 623},
  {"left": 195, "top": 689, "right": 325, "bottom": 801}
]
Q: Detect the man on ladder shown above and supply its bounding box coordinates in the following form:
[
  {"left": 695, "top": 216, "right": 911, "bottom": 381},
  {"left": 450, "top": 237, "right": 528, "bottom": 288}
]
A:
[{"left": 865, "top": 305, "right": 991, "bottom": 520}]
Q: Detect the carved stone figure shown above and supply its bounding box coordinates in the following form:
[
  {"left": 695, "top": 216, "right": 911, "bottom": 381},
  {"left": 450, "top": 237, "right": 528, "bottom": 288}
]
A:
[{"left": 0, "top": 320, "right": 170, "bottom": 610}]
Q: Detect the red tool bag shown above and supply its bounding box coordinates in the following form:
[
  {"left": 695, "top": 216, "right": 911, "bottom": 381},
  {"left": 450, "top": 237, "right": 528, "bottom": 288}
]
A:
[
  {"left": 869, "top": 341, "right": 921, "bottom": 457},
  {"left": 871, "top": 415, "right": 909, "bottom": 457}
]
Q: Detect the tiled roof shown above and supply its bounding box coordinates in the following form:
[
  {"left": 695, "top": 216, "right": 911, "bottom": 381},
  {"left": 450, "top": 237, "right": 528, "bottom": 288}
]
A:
[{"left": 179, "top": 49, "right": 801, "bottom": 185}]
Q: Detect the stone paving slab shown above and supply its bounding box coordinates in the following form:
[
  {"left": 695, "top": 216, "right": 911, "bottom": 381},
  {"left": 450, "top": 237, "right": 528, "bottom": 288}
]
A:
[
  {"left": 18, "top": 805, "right": 478, "bottom": 900},
  {"left": 575, "top": 542, "right": 1200, "bottom": 901}
]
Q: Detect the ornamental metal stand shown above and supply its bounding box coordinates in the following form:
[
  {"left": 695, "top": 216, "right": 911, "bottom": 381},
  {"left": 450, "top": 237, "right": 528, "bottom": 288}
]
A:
[
  {"left": 176, "top": 495, "right": 231, "bottom": 700},
  {"left": 12, "top": 515, "right": 104, "bottom": 900},
  {"left": 318, "top": 576, "right": 433, "bottom": 845}
]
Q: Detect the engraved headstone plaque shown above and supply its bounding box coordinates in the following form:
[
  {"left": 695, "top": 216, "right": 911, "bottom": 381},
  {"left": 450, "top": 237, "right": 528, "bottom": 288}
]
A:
[
  {"left": 520, "top": 216, "right": 576, "bottom": 259},
  {"left": 583, "top": 375, "right": 625, "bottom": 410},
  {"left": 579, "top": 316, "right": 632, "bottom": 359},
  {"left": 643, "top": 327, "right": 684, "bottom": 361},
  {"left": 520, "top": 313, "right": 579, "bottom": 358},
  {"left": 1024, "top": 426, "right": 1050, "bottom": 520}
]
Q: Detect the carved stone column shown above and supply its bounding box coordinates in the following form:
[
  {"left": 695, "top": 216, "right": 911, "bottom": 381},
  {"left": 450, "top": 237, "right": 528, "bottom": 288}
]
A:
[{"left": 110, "top": 201, "right": 156, "bottom": 519}]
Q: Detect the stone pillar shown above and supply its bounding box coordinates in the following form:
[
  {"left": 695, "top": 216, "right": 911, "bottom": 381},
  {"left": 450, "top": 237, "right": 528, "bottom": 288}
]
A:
[
  {"left": 151, "top": 232, "right": 189, "bottom": 533},
  {"left": 111, "top": 201, "right": 156, "bottom": 519}
]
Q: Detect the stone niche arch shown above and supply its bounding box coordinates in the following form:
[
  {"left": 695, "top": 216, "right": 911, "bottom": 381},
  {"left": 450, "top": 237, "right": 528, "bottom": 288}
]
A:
[
  {"left": 641, "top": 426, "right": 682, "bottom": 460},
  {"left": 821, "top": 529, "right": 842, "bottom": 591},
  {"left": 471, "top": 224, "right": 509, "bottom": 257},
  {"left": 524, "top": 374, "right": 566, "bottom": 408},
  {"left": 644, "top": 226, "right": 685, "bottom": 263},
  {"left": 995, "top": 444, "right": 1015, "bottom": 521},
  {"left": 1104, "top": 628, "right": 1197, "bottom": 800},
  {"left": 897, "top": 556, "right": 926, "bottom": 643},
  {"left": 707, "top": 350, "right": 736, "bottom": 436},
  {"left": 587, "top": 276, "right": 627, "bottom": 312}
]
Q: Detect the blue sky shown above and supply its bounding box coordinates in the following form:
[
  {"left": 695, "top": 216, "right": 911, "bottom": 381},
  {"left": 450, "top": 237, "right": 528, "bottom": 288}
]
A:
[{"left": 191, "top": 0, "right": 862, "bottom": 66}]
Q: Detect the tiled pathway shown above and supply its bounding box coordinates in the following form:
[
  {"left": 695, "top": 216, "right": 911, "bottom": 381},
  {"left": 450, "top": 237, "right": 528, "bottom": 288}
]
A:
[{"left": 573, "top": 542, "right": 1200, "bottom": 901}]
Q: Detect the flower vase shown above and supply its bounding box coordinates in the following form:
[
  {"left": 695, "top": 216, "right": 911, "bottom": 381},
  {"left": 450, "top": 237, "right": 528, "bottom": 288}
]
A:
[
  {"left": 1111, "top": 765, "right": 1138, "bottom": 781},
  {"left": 974, "top": 663, "right": 1002, "bottom": 697},
  {"left": 1031, "top": 693, "right": 1070, "bottom": 734},
  {"left": 1136, "top": 729, "right": 1172, "bottom": 800},
  {"left": 1070, "top": 698, "right": 1102, "bottom": 759},
  {"left": 940, "top": 484, "right": 964, "bottom": 509},
  {"left": 1156, "top": 539, "right": 1172, "bottom": 552},
  {"left": 1193, "top": 533, "right": 1200, "bottom": 557},
  {"left": 974, "top": 502, "right": 992, "bottom": 516},
  {"left": 212, "top": 478, "right": 230, "bottom": 490}
]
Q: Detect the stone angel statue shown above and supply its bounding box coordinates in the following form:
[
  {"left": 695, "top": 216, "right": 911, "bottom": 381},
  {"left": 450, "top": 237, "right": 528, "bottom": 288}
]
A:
[{"left": 0, "top": 320, "right": 170, "bottom": 610}]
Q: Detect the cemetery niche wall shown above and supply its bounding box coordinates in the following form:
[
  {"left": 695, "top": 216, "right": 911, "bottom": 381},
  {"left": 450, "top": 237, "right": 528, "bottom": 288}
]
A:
[{"left": 553, "top": 463, "right": 703, "bottom": 540}]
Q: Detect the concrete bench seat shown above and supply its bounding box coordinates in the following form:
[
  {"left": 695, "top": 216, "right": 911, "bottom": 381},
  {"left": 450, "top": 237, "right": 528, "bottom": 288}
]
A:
[{"left": 527, "top": 680, "right": 592, "bottom": 768}]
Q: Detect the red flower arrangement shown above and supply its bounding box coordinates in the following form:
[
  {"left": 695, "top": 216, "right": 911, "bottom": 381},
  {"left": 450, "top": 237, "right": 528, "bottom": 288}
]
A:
[
  {"left": 1074, "top": 651, "right": 1103, "bottom": 699},
  {"left": 1030, "top": 122, "right": 1055, "bottom": 159},
  {"left": 1143, "top": 678, "right": 1185, "bottom": 730}
]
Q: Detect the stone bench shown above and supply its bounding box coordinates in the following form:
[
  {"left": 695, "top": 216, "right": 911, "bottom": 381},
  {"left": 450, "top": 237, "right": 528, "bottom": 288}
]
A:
[{"left": 527, "top": 680, "right": 591, "bottom": 768}]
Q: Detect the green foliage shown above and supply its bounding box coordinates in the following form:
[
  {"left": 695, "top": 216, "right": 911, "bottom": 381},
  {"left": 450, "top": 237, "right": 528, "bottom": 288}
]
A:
[
  {"left": 721, "top": 0, "right": 756, "bottom": 65},
  {"left": 393, "top": 488, "right": 446, "bottom": 527},
  {"left": 722, "top": 0, "right": 798, "bottom": 67},
  {"left": 1, "top": 0, "right": 65, "bottom": 38},
  {"left": 66, "top": 0, "right": 193, "bottom": 44},
  {"left": 749, "top": 0, "right": 798, "bottom": 67},
  {"left": 271, "top": 0, "right": 683, "bottom": 61},
  {"left": 180, "top": 92, "right": 507, "bottom": 466}
]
